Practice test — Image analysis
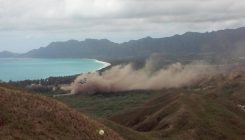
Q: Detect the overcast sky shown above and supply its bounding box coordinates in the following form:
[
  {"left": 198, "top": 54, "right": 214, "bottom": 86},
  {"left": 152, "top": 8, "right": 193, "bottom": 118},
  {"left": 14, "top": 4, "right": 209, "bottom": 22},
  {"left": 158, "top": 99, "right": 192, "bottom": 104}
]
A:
[{"left": 1, "top": 0, "right": 245, "bottom": 52}]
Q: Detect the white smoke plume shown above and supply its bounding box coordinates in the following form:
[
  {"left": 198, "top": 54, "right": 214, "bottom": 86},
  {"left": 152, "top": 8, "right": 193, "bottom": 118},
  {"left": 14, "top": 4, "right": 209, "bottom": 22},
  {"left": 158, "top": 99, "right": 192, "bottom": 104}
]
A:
[{"left": 70, "top": 59, "right": 218, "bottom": 94}]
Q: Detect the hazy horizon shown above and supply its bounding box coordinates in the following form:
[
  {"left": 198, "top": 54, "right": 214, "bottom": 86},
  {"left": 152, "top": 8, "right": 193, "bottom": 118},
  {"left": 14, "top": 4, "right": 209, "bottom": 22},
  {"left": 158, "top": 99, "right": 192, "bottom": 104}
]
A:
[{"left": 1, "top": 0, "right": 245, "bottom": 53}]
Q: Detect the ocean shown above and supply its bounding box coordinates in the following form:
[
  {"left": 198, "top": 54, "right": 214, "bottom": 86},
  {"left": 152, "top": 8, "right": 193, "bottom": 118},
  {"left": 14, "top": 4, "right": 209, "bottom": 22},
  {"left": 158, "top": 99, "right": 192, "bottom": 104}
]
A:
[{"left": 0, "top": 58, "right": 110, "bottom": 81}]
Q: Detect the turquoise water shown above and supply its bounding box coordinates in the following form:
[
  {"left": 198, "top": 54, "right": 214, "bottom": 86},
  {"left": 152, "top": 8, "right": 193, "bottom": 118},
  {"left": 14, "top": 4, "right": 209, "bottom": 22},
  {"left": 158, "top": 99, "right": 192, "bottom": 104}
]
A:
[{"left": 0, "top": 58, "right": 108, "bottom": 81}]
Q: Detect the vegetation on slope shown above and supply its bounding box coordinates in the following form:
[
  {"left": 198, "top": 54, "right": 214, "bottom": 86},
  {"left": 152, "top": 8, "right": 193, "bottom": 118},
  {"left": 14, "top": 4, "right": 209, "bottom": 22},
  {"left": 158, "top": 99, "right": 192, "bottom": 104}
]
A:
[
  {"left": 109, "top": 71, "right": 245, "bottom": 140},
  {"left": 57, "top": 91, "right": 160, "bottom": 117}
]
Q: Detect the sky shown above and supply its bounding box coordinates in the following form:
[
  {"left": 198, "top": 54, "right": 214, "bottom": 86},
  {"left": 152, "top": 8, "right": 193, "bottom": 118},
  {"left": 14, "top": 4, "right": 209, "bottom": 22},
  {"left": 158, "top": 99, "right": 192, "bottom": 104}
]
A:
[{"left": 1, "top": 0, "right": 245, "bottom": 53}]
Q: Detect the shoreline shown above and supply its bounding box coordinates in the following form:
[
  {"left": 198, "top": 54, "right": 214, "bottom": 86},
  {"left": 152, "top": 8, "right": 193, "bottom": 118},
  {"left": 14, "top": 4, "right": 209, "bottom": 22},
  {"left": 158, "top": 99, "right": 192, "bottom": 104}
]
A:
[{"left": 94, "top": 59, "right": 111, "bottom": 71}]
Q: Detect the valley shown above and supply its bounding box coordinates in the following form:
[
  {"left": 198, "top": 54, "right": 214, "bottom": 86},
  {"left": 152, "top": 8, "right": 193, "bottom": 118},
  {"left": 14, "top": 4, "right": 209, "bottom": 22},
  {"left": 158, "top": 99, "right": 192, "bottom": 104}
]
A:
[{"left": 0, "top": 27, "right": 245, "bottom": 140}]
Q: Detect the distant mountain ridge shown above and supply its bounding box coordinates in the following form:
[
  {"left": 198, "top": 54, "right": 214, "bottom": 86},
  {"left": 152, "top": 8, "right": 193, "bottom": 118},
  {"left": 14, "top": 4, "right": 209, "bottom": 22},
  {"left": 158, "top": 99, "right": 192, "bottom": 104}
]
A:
[{"left": 1, "top": 27, "right": 245, "bottom": 60}]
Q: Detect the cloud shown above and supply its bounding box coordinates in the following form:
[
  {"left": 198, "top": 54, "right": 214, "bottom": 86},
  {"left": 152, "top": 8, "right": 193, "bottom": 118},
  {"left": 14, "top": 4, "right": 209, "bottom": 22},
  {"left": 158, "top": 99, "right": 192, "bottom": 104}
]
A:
[
  {"left": 1, "top": 0, "right": 245, "bottom": 52},
  {"left": 0, "top": 0, "right": 245, "bottom": 33}
]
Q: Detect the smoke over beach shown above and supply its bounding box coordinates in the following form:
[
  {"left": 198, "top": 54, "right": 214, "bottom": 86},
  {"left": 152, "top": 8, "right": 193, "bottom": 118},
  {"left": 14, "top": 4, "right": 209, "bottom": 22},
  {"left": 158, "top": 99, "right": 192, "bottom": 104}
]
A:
[{"left": 69, "top": 57, "right": 219, "bottom": 94}]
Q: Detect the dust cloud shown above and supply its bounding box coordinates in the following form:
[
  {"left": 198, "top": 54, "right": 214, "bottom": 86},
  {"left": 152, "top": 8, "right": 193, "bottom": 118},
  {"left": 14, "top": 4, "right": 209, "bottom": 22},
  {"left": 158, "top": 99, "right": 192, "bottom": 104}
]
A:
[{"left": 68, "top": 57, "right": 219, "bottom": 94}]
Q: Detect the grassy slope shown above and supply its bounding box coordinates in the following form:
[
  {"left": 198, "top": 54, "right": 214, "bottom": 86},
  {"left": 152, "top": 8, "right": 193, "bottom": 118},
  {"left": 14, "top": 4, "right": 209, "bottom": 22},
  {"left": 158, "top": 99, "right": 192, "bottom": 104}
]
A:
[
  {"left": 0, "top": 84, "right": 124, "bottom": 140},
  {"left": 102, "top": 119, "right": 161, "bottom": 140},
  {"left": 109, "top": 81, "right": 245, "bottom": 140}
]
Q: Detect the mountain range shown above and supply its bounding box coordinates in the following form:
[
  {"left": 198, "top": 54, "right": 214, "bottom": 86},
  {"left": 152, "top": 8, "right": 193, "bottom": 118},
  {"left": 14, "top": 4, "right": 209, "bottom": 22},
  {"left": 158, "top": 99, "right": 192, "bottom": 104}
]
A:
[{"left": 1, "top": 27, "right": 245, "bottom": 61}]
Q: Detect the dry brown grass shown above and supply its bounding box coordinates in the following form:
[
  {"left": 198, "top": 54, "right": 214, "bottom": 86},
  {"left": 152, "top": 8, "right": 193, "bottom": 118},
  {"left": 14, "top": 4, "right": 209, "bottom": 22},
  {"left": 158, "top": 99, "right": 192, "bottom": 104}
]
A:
[{"left": 0, "top": 84, "right": 124, "bottom": 140}]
